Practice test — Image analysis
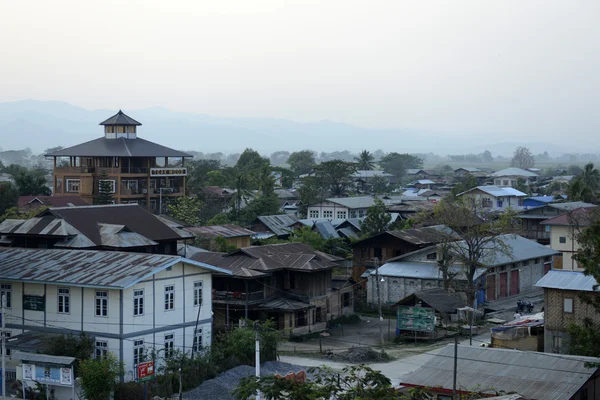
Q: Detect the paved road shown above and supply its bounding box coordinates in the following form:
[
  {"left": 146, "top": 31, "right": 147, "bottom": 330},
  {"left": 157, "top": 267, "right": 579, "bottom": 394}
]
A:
[{"left": 281, "top": 333, "right": 491, "bottom": 387}]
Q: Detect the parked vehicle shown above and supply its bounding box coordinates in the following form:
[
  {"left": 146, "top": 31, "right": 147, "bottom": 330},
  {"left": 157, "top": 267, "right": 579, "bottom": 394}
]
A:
[{"left": 516, "top": 300, "right": 534, "bottom": 313}]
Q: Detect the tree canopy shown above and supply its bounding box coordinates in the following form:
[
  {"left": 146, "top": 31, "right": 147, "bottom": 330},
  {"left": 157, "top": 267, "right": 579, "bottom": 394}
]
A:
[
  {"left": 314, "top": 160, "right": 356, "bottom": 197},
  {"left": 360, "top": 198, "right": 391, "bottom": 238},
  {"left": 379, "top": 153, "right": 423, "bottom": 179},
  {"left": 567, "top": 162, "right": 600, "bottom": 203},
  {"left": 354, "top": 150, "right": 376, "bottom": 170},
  {"left": 511, "top": 146, "right": 535, "bottom": 169},
  {"left": 167, "top": 196, "right": 203, "bottom": 226},
  {"left": 288, "top": 150, "right": 316, "bottom": 176}
]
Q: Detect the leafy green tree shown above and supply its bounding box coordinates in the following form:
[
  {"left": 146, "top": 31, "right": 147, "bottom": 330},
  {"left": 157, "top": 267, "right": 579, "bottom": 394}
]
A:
[
  {"left": 567, "top": 209, "right": 600, "bottom": 360},
  {"left": 234, "top": 364, "right": 400, "bottom": 400},
  {"left": 79, "top": 354, "right": 123, "bottom": 400},
  {"left": 211, "top": 321, "right": 279, "bottom": 367},
  {"left": 207, "top": 170, "right": 228, "bottom": 187},
  {"left": 450, "top": 175, "right": 478, "bottom": 197},
  {"left": 289, "top": 226, "right": 326, "bottom": 251},
  {"left": 314, "top": 160, "right": 357, "bottom": 197},
  {"left": 297, "top": 176, "right": 327, "bottom": 217},
  {"left": 236, "top": 148, "right": 270, "bottom": 174},
  {"left": 0, "top": 182, "right": 18, "bottom": 215},
  {"left": 187, "top": 159, "right": 222, "bottom": 193},
  {"left": 567, "top": 162, "right": 600, "bottom": 203},
  {"left": 426, "top": 197, "right": 521, "bottom": 304},
  {"left": 288, "top": 150, "right": 316, "bottom": 176},
  {"left": 270, "top": 151, "right": 290, "bottom": 166},
  {"left": 256, "top": 164, "right": 276, "bottom": 194},
  {"left": 370, "top": 175, "right": 390, "bottom": 195},
  {"left": 482, "top": 150, "right": 493, "bottom": 163},
  {"left": 207, "top": 213, "right": 232, "bottom": 226},
  {"left": 44, "top": 333, "right": 94, "bottom": 374},
  {"left": 13, "top": 167, "right": 51, "bottom": 196},
  {"left": 95, "top": 170, "right": 115, "bottom": 205},
  {"left": 510, "top": 146, "right": 535, "bottom": 169},
  {"left": 167, "top": 196, "right": 203, "bottom": 226},
  {"left": 230, "top": 173, "right": 253, "bottom": 222},
  {"left": 360, "top": 198, "right": 391, "bottom": 238},
  {"left": 379, "top": 153, "right": 423, "bottom": 180},
  {"left": 512, "top": 178, "right": 529, "bottom": 194},
  {"left": 354, "top": 150, "right": 376, "bottom": 170},
  {"left": 237, "top": 192, "right": 281, "bottom": 227}
]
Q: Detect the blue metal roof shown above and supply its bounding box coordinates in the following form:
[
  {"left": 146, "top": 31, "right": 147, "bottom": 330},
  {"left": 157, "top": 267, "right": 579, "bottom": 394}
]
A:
[{"left": 535, "top": 270, "right": 599, "bottom": 292}]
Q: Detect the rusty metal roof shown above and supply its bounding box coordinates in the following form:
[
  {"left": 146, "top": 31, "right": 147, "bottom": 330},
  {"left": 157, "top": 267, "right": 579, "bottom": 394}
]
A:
[
  {"left": 0, "top": 204, "right": 192, "bottom": 248},
  {"left": 185, "top": 224, "right": 255, "bottom": 239},
  {"left": 190, "top": 242, "right": 339, "bottom": 277},
  {"left": 0, "top": 248, "right": 231, "bottom": 289}
]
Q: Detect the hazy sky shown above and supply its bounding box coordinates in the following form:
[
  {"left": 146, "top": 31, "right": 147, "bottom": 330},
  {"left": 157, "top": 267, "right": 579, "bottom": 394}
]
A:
[{"left": 1, "top": 0, "right": 598, "bottom": 141}]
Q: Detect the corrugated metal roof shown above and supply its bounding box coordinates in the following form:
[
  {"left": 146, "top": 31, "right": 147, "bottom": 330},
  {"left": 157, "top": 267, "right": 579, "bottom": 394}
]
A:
[
  {"left": 452, "top": 234, "right": 560, "bottom": 266},
  {"left": 18, "top": 195, "right": 88, "bottom": 209},
  {"left": 393, "top": 288, "right": 467, "bottom": 313},
  {"left": 351, "top": 171, "right": 393, "bottom": 178},
  {"left": 491, "top": 167, "right": 538, "bottom": 177},
  {"left": 387, "top": 225, "right": 456, "bottom": 246},
  {"left": 372, "top": 261, "right": 486, "bottom": 281},
  {"left": 313, "top": 221, "right": 340, "bottom": 239},
  {"left": 461, "top": 186, "right": 527, "bottom": 198},
  {"left": 256, "top": 215, "right": 299, "bottom": 237},
  {"left": 0, "top": 248, "right": 230, "bottom": 288},
  {"left": 185, "top": 224, "right": 255, "bottom": 238},
  {"left": 535, "top": 270, "right": 598, "bottom": 292},
  {"left": 260, "top": 298, "right": 312, "bottom": 311},
  {"left": 98, "top": 110, "right": 142, "bottom": 126},
  {"left": 337, "top": 227, "right": 359, "bottom": 239},
  {"left": 46, "top": 137, "right": 191, "bottom": 157},
  {"left": 401, "top": 345, "right": 599, "bottom": 400},
  {"left": 540, "top": 207, "right": 596, "bottom": 226},
  {"left": 12, "top": 351, "right": 76, "bottom": 366}
]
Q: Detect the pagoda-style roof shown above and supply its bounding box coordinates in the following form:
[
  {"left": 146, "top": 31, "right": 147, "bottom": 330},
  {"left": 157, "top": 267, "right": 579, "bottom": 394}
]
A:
[
  {"left": 45, "top": 137, "right": 192, "bottom": 158},
  {"left": 99, "top": 110, "right": 142, "bottom": 126}
]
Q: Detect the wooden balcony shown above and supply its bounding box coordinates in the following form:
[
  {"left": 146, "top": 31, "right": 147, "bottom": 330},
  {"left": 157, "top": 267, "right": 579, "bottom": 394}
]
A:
[{"left": 212, "top": 290, "right": 265, "bottom": 305}]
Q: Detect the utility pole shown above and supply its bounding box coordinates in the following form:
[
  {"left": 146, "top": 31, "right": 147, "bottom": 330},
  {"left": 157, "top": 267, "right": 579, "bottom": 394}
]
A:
[
  {"left": 469, "top": 308, "right": 474, "bottom": 346},
  {"left": 255, "top": 324, "right": 261, "bottom": 400},
  {"left": 374, "top": 258, "right": 385, "bottom": 354},
  {"left": 453, "top": 335, "right": 458, "bottom": 397},
  {"left": 2, "top": 294, "right": 6, "bottom": 400}
]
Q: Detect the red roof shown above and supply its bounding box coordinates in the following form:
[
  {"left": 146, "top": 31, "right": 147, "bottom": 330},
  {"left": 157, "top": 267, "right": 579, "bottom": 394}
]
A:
[
  {"left": 18, "top": 196, "right": 88, "bottom": 209},
  {"left": 540, "top": 207, "right": 597, "bottom": 227}
]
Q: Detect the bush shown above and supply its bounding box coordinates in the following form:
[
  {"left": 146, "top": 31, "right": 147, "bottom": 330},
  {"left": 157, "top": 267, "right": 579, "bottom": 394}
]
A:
[
  {"left": 329, "top": 313, "right": 361, "bottom": 326},
  {"left": 79, "top": 354, "right": 123, "bottom": 400}
]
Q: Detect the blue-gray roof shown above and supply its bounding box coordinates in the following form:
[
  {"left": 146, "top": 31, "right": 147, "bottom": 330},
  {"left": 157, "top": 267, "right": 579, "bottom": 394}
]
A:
[
  {"left": 459, "top": 186, "right": 527, "bottom": 198},
  {"left": 536, "top": 270, "right": 599, "bottom": 292},
  {"left": 313, "top": 220, "right": 340, "bottom": 239},
  {"left": 371, "top": 261, "right": 486, "bottom": 281},
  {"left": 454, "top": 234, "right": 559, "bottom": 266},
  {"left": 491, "top": 167, "right": 538, "bottom": 177}
]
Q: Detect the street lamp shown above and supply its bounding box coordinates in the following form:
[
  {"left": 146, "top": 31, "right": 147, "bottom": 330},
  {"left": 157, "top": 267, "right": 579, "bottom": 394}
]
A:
[{"left": 374, "top": 258, "right": 385, "bottom": 354}]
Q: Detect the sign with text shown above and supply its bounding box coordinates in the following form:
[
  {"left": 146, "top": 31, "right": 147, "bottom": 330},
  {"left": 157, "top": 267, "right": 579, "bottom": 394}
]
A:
[
  {"left": 397, "top": 305, "right": 435, "bottom": 333},
  {"left": 137, "top": 361, "right": 155, "bottom": 382},
  {"left": 150, "top": 168, "right": 187, "bottom": 177},
  {"left": 23, "top": 295, "right": 45, "bottom": 311},
  {"left": 33, "top": 365, "right": 73, "bottom": 387}
]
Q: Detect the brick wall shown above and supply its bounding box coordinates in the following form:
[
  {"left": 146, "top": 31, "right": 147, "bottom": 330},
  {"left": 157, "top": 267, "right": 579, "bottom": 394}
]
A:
[{"left": 544, "top": 288, "right": 600, "bottom": 353}]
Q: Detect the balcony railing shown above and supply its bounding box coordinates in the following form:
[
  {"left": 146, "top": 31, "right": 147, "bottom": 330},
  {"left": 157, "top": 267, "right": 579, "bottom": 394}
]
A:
[
  {"left": 121, "top": 167, "right": 149, "bottom": 174},
  {"left": 151, "top": 187, "right": 184, "bottom": 195},
  {"left": 55, "top": 166, "right": 96, "bottom": 174},
  {"left": 120, "top": 184, "right": 147, "bottom": 196},
  {"left": 213, "top": 290, "right": 265, "bottom": 304}
]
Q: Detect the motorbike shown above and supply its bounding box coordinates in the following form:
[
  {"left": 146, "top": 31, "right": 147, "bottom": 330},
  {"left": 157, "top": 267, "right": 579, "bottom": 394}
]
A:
[{"left": 516, "top": 300, "right": 534, "bottom": 313}]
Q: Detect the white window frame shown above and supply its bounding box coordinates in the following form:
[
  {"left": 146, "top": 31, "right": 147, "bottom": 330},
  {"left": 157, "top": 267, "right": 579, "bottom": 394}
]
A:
[
  {"left": 193, "top": 328, "right": 203, "bottom": 353},
  {"left": 164, "top": 333, "right": 174, "bottom": 358},
  {"left": 123, "top": 180, "right": 139, "bottom": 191},
  {"left": 309, "top": 210, "right": 319, "bottom": 218},
  {"left": 193, "top": 281, "right": 203, "bottom": 306},
  {"left": 133, "top": 289, "right": 144, "bottom": 316},
  {"left": 98, "top": 179, "right": 116, "bottom": 193},
  {"left": 0, "top": 284, "right": 11, "bottom": 309},
  {"left": 323, "top": 210, "right": 333, "bottom": 218},
  {"left": 336, "top": 211, "right": 347, "bottom": 219},
  {"left": 133, "top": 339, "right": 144, "bottom": 369},
  {"left": 564, "top": 298, "right": 573, "bottom": 313},
  {"left": 95, "top": 290, "right": 108, "bottom": 317},
  {"left": 66, "top": 179, "right": 81, "bottom": 193},
  {"left": 0, "top": 332, "right": 10, "bottom": 356},
  {"left": 164, "top": 285, "right": 175, "bottom": 311},
  {"left": 95, "top": 341, "right": 108, "bottom": 359},
  {"left": 58, "top": 288, "right": 70, "bottom": 314}
]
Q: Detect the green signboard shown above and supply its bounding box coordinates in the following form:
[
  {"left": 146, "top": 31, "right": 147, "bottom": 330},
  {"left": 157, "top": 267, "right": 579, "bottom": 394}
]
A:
[
  {"left": 23, "top": 295, "right": 45, "bottom": 311},
  {"left": 397, "top": 305, "right": 435, "bottom": 332}
]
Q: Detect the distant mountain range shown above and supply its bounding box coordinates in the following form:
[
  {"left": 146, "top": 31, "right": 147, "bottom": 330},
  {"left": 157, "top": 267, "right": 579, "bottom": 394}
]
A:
[{"left": 0, "top": 100, "right": 584, "bottom": 156}]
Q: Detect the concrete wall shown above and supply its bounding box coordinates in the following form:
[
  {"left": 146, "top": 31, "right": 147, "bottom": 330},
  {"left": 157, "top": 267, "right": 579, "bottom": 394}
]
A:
[{"left": 367, "top": 275, "right": 441, "bottom": 304}]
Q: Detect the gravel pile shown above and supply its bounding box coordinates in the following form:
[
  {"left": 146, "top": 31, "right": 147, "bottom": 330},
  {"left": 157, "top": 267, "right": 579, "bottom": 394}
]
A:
[
  {"left": 184, "top": 362, "right": 309, "bottom": 400},
  {"left": 327, "top": 346, "right": 388, "bottom": 363}
]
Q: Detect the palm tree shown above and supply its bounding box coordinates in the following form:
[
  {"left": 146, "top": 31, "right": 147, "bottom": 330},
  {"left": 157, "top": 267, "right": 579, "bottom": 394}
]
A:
[
  {"left": 230, "top": 173, "right": 252, "bottom": 222},
  {"left": 568, "top": 163, "right": 600, "bottom": 203},
  {"left": 354, "top": 150, "right": 376, "bottom": 170}
]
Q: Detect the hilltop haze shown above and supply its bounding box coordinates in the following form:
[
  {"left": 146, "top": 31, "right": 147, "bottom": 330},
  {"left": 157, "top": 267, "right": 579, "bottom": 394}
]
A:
[{"left": 0, "top": 100, "right": 583, "bottom": 157}]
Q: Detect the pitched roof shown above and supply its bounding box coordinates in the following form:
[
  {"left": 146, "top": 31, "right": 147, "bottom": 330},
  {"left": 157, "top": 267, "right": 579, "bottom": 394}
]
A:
[
  {"left": 393, "top": 288, "right": 467, "bottom": 313},
  {"left": 491, "top": 167, "right": 538, "bottom": 177},
  {"left": 18, "top": 196, "right": 88, "bottom": 209},
  {"left": 540, "top": 207, "right": 596, "bottom": 227},
  {"left": 535, "top": 270, "right": 599, "bottom": 292},
  {"left": 453, "top": 234, "right": 559, "bottom": 266},
  {"left": 45, "top": 137, "right": 192, "bottom": 157},
  {"left": 99, "top": 110, "right": 142, "bottom": 126},
  {"left": 184, "top": 224, "right": 255, "bottom": 239},
  {"left": 400, "top": 345, "right": 600, "bottom": 400},
  {"left": 313, "top": 220, "right": 340, "bottom": 239},
  {"left": 355, "top": 225, "right": 454, "bottom": 248},
  {"left": 458, "top": 186, "right": 527, "bottom": 198},
  {"left": 255, "top": 215, "right": 299, "bottom": 237},
  {"left": 0, "top": 247, "right": 230, "bottom": 289},
  {"left": 189, "top": 242, "right": 340, "bottom": 276},
  {"left": 0, "top": 204, "right": 192, "bottom": 247},
  {"left": 351, "top": 170, "right": 393, "bottom": 178},
  {"left": 372, "top": 261, "right": 486, "bottom": 281}
]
